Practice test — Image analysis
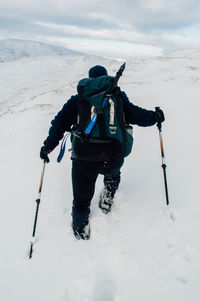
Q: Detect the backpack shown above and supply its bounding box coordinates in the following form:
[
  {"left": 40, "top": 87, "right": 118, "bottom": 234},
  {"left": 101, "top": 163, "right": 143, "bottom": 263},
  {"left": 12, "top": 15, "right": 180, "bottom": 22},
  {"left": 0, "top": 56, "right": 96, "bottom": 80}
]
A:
[{"left": 71, "top": 65, "right": 133, "bottom": 161}]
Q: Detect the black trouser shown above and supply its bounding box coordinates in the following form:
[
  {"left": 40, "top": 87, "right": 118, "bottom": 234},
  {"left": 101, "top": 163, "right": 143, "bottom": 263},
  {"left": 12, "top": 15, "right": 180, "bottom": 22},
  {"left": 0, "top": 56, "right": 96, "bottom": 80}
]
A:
[{"left": 71, "top": 159, "right": 124, "bottom": 229}]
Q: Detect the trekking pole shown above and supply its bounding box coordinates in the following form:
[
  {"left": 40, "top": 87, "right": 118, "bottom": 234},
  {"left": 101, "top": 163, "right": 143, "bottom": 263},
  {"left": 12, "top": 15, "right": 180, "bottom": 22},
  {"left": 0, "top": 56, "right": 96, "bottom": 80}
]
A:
[
  {"left": 155, "top": 107, "right": 170, "bottom": 206},
  {"left": 29, "top": 161, "right": 46, "bottom": 259}
]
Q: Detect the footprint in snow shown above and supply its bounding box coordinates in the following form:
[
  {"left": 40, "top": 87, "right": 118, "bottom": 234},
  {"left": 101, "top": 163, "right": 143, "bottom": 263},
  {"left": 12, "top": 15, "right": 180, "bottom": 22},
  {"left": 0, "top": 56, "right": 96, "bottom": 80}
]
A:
[{"left": 93, "top": 279, "right": 117, "bottom": 301}]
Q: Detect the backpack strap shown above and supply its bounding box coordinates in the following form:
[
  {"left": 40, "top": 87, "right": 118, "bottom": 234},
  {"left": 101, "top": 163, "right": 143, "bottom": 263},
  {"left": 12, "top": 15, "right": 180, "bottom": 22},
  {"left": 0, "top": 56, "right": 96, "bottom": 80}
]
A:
[
  {"left": 109, "top": 98, "right": 115, "bottom": 125},
  {"left": 96, "top": 106, "right": 107, "bottom": 139}
]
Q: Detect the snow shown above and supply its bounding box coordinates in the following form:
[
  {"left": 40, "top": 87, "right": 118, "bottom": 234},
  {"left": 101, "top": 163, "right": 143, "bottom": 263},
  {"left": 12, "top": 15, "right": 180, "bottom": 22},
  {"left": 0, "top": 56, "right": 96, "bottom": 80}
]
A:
[
  {"left": 0, "top": 38, "right": 82, "bottom": 62},
  {"left": 0, "top": 43, "right": 200, "bottom": 300}
]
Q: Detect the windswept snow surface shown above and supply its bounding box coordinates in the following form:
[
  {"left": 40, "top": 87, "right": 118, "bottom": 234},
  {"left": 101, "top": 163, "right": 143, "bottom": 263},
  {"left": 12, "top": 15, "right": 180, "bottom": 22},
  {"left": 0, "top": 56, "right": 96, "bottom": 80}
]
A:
[
  {"left": 0, "top": 38, "right": 82, "bottom": 62},
  {"left": 0, "top": 49, "right": 200, "bottom": 301}
]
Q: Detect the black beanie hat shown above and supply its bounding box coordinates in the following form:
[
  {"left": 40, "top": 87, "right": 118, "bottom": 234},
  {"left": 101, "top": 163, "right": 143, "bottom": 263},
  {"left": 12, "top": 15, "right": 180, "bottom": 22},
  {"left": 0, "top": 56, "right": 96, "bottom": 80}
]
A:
[{"left": 88, "top": 65, "right": 108, "bottom": 78}]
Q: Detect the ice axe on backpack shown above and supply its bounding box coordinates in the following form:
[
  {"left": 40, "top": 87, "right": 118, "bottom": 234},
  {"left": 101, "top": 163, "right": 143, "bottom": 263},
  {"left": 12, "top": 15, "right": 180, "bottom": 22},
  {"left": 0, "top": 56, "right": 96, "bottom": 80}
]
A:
[{"left": 109, "top": 62, "right": 126, "bottom": 94}]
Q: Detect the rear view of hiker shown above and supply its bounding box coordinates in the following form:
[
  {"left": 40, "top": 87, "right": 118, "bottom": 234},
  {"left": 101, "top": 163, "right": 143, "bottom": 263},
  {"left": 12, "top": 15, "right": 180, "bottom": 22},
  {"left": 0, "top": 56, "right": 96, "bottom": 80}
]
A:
[{"left": 40, "top": 64, "right": 165, "bottom": 240}]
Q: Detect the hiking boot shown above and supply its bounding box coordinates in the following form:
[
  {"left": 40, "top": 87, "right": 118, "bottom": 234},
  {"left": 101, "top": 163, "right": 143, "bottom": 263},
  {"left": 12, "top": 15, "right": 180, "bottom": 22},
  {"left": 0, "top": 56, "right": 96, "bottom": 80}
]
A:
[
  {"left": 99, "top": 189, "right": 114, "bottom": 214},
  {"left": 72, "top": 222, "right": 90, "bottom": 240}
]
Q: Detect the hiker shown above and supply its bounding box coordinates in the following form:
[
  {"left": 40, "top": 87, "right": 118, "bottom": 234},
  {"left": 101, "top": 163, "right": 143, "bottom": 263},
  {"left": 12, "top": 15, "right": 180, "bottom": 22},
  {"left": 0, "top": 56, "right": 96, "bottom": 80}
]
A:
[{"left": 40, "top": 64, "right": 165, "bottom": 240}]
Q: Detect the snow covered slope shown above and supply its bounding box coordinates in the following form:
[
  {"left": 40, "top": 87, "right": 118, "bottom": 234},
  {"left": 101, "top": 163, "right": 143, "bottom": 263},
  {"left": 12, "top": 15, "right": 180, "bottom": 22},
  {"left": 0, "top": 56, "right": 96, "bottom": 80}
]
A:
[
  {"left": 0, "top": 38, "right": 82, "bottom": 62},
  {"left": 0, "top": 48, "right": 200, "bottom": 301}
]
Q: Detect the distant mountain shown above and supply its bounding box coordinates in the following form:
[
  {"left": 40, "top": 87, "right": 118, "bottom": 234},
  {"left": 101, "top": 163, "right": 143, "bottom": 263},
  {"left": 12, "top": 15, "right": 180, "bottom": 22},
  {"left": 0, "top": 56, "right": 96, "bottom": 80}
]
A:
[{"left": 0, "top": 38, "right": 82, "bottom": 62}]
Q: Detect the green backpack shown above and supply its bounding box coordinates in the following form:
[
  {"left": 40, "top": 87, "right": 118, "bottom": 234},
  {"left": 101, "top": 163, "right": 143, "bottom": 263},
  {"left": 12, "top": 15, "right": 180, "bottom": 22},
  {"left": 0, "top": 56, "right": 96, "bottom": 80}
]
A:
[{"left": 71, "top": 66, "right": 133, "bottom": 160}]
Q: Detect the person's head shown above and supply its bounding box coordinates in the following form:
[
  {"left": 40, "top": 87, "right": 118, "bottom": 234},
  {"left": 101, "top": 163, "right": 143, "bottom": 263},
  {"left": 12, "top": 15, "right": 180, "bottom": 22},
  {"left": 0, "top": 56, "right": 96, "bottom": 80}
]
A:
[{"left": 88, "top": 65, "right": 108, "bottom": 78}]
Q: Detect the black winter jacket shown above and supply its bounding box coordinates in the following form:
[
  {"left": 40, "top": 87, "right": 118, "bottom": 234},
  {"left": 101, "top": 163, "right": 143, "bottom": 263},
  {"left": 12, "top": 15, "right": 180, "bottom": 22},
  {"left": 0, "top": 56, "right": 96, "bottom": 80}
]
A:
[{"left": 44, "top": 89, "right": 158, "bottom": 160}]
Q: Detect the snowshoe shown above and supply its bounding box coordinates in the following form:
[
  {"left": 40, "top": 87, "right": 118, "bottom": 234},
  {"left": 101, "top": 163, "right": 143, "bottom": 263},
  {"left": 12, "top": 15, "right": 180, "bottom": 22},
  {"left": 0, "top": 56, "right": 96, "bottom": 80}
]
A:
[
  {"left": 72, "top": 222, "right": 90, "bottom": 240},
  {"left": 99, "top": 189, "right": 114, "bottom": 214}
]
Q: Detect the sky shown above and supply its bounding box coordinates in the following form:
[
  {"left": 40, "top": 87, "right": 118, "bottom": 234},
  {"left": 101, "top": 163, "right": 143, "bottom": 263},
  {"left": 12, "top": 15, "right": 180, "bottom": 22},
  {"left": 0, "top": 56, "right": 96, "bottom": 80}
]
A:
[{"left": 0, "top": 0, "right": 200, "bottom": 59}]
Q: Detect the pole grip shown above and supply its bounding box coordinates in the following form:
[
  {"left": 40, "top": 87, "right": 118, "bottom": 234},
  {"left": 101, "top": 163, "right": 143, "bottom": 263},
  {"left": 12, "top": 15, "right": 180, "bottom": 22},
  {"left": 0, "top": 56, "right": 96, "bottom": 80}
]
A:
[{"left": 155, "top": 106, "right": 162, "bottom": 130}]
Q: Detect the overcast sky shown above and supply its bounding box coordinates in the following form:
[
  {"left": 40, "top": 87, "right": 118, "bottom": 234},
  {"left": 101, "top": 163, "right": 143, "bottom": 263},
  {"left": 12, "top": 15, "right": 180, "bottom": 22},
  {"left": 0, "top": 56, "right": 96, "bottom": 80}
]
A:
[{"left": 1, "top": 0, "right": 200, "bottom": 59}]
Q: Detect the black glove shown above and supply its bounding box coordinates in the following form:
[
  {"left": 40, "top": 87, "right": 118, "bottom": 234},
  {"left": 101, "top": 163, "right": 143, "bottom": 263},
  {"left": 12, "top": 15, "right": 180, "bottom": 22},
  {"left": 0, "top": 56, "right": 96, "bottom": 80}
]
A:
[
  {"left": 155, "top": 107, "right": 165, "bottom": 123},
  {"left": 40, "top": 146, "right": 50, "bottom": 163}
]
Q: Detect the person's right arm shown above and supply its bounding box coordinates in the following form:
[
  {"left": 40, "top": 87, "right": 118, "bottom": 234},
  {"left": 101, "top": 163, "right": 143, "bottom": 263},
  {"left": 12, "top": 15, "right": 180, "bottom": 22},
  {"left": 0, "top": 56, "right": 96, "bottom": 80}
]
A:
[{"left": 43, "top": 95, "right": 78, "bottom": 152}]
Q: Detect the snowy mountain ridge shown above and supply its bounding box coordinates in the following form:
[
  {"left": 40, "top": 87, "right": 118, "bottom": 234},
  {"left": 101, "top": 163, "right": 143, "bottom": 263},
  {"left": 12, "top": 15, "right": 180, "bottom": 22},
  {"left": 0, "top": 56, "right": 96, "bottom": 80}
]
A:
[
  {"left": 0, "top": 38, "right": 82, "bottom": 62},
  {"left": 0, "top": 49, "right": 200, "bottom": 301}
]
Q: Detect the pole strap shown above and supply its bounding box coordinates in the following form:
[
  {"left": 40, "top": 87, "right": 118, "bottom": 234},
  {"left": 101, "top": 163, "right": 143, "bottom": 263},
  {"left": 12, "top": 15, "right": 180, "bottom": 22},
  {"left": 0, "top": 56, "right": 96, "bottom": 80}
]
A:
[{"left": 57, "top": 133, "right": 71, "bottom": 163}]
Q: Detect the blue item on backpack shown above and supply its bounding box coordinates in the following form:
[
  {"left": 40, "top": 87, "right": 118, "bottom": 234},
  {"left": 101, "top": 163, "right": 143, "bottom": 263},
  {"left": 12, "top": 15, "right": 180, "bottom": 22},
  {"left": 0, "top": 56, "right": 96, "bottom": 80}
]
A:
[
  {"left": 57, "top": 133, "right": 71, "bottom": 163},
  {"left": 84, "top": 97, "right": 109, "bottom": 136}
]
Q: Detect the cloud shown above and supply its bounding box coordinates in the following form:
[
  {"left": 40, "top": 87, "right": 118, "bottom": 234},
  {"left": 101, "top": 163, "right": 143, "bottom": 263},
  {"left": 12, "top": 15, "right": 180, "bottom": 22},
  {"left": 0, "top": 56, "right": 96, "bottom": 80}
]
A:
[
  {"left": 43, "top": 35, "right": 163, "bottom": 59},
  {"left": 0, "top": 0, "right": 200, "bottom": 58},
  {"left": 1, "top": 0, "right": 200, "bottom": 29},
  {"left": 35, "top": 21, "right": 147, "bottom": 43}
]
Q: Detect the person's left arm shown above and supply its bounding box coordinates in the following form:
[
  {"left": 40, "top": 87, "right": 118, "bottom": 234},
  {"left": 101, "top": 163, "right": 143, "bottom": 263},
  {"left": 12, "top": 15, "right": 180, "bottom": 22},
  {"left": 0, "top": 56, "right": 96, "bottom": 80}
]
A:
[{"left": 120, "top": 91, "right": 164, "bottom": 126}]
